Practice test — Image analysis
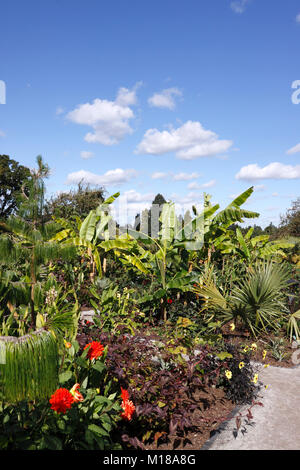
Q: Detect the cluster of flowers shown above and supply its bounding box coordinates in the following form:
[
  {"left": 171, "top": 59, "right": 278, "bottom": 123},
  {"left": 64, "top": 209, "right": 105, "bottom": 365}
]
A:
[
  {"left": 224, "top": 334, "right": 270, "bottom": 386},
  {"left": 45, "top": 287, "right": 58, "bottom": 305},
  {"left": 49, "top": 340, "right": 135, "bottom": 421},
  {"left": 49, "top": 383, "right": 84, "bottom": 414}
]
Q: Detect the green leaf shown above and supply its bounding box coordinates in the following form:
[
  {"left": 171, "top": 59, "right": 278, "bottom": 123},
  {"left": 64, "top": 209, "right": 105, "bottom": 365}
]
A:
[
  {"left": 59, "top": 370, "right": 73, "bottom": 384},
  {"left": 92, "top": 361, "right": 106, "bottom": 373},
  {"left": 216, "top": 352, "right": 233, "bottom": 360},
  {"left": 88, "top": 423, "right": 109, "bottom": 437},
  {"left": 79, "top": 210, "right": 98, "bottom": 241}
]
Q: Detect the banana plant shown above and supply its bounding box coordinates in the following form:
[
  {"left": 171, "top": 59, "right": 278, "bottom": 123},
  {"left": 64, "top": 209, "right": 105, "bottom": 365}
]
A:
[
  {"left": 101, "top": 202, "right": 196, "bottom": 321},
  {"left": 51, "top": 192, "right": 120, "bottom": 281},
  {"left": 216, "top": 225, "right": 293, "bottom": 263}
]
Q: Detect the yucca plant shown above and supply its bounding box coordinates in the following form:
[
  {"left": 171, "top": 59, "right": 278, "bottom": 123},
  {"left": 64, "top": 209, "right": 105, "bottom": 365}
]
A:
[{"left": 0, "top": 329, "right": 59, "bottom": 402}]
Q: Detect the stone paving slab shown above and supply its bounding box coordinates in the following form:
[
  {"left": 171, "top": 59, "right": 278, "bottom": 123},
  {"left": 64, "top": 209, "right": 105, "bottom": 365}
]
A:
[{"left": 202, "top": 363, "right": 300, "bottom": 450}]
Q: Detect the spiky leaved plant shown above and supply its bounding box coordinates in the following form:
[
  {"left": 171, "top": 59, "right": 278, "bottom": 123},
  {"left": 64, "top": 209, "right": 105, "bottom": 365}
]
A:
[{"left": 193, "top": 261, "right": 291, "bottom": 337}]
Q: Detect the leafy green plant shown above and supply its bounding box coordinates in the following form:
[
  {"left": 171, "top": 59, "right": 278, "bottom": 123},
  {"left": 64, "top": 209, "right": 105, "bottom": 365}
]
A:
[{"left": 193, "top": 261, "right": 290, "bottom": 337}]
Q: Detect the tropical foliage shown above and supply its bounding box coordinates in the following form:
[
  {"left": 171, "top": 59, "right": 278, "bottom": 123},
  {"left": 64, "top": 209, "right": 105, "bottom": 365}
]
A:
[{"left": 0, "top": 155, "right": 299, "bottom": 450}]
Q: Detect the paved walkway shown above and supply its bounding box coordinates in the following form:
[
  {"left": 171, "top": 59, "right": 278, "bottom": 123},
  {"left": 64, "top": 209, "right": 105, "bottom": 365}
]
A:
[{"left": 202, "top": 362, "right": 300, "bottom": 450}]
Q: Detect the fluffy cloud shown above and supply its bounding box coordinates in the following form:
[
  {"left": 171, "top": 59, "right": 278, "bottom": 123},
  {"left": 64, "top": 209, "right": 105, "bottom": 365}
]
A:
[
  {"left": 66, "top": 168, "right": 138, "bottom": 186},
  {"left": 296, "top": 13, "right": 300, "bottom": 23},
  {"left": 136, "top": 121, "right": 233, "bottom": 159},
  {"left": 66, "top": 83, "right": 141, "bottom": 145},
  {"left": 80, "top": 151, "right": 94, "bottom": 159},
  {"left": 236, "top": 162, "right": 300, "bottom": 181},
  {"left": 286, "top": 142, "right": 300, "bottom": 155},
  {"left": 120, "top": 189, "right": 155, "bottom": 203},
  {"left": 148, "top": 87, "right": 182, "bottom": 110}
]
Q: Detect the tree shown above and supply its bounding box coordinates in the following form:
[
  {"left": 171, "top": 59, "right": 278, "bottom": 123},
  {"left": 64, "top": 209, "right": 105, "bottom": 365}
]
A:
[
  {"left": 148, "top": 193, "right": 167, "bottom": 237},
  {"left": 0, "top": 155, "right": 31, "bottom": 219},
  {"left": 45, "top": 182, "right": 106, "bottom": 222},
  {"left": 0, "top": 156, "right": 76, "bottom": 327},
  {"left": 279, "top": 197, "right": 300, "bottom": 238}
]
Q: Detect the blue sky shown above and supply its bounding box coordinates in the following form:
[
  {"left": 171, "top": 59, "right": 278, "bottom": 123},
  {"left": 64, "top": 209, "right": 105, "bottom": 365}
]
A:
[{"left": 1, "top": 0, "right": 300, "bottom": 226}]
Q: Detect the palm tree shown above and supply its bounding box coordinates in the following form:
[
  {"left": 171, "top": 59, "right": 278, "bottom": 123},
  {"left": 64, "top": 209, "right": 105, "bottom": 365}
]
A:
[
  {"left": 193, "top": 261, "right": 290, "bottom": 337},
  {"left": 0, "top": 156, "right": 76, "bottom": 327}
]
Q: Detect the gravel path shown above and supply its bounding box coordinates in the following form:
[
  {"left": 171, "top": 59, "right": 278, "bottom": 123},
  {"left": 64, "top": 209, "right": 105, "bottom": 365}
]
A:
[{"left": 202, "top": 362, "right": 300, "bottom": 450}]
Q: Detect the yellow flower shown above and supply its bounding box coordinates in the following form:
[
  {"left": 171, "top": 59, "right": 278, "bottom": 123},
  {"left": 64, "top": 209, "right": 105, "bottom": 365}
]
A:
[
  {"left": 230, "top": 323, "right": 235, "bottom": 331},
  {"left": 96, "top": 388, "right": 100, "bottom": 394},
  {"left": 262, "top": 350, "right": 267, "bottom": 360},
  {"left": 263, "top": 363, "right": 270, "bottom": 368},
  {"left": 265, "top": 385, "right": 269, "bottom": 390},
  {"left": 243, "top": 346, "right": 249, "bottom": 353},
  {"left": 239, "top": 361, "right": 245, "bottom": 369},
  {"left": 252, "top": 373, "right": 259, "bottom": 384},
  {"left": 251, "top": 343, "right": 257, "bottom": 351},
  {"left": 225, "top": 370, "right": 232, "bottom": 380}
]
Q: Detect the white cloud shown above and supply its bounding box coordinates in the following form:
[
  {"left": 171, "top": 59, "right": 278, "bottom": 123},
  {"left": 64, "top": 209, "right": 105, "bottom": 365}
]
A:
[
  {"left": 296, "top": 13, "right": 300, "bottom": 23},
  {"left": 151, "top": 171, "right": 201, "bottom": 181},
  {"left": 121, "top": 189, "right": 155, "bottom": 203},
  {"left": 286, "top": 142, "right": 300, "bottom": 155},
  {"left": 0, "top": 129, "right": 6, "bottom": 137},
  {"left": 66, "top": 168, "right": 138, "bottom": 186},
  {"left": 236, "top": 162, "right": 300, "bottom": 181},
  {"left": 173, "top": 172, "right": 200, "bottom": 181},
  {"left": 66, "top": 84, "right": 140, "bottom": 145},
  {"left": 136, "top": 120, "right": 233, "bottom": 159},
  {"left": 80, "top": 151, "right": 94, "bottom": 160},
  {"left": 230, "top": 0, "right": 250, "bottom": 14},
  {"left": 148, "top": 87, "right": 182, "bottom": 110},
  {"left": 188, "top": 179, "right": 216, "bottom": 190},
  {"left": 151, "top": 172, "right": 168, "bottom": 179}
]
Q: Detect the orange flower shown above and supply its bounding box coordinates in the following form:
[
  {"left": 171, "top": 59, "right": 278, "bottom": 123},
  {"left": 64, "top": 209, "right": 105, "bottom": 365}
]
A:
[
  {"left": 65, "top": 341, "right": 72, "bottom": 349},
  {"left": 70, "top": 383, "right": 84, "bottom": 402},
  {"left": 84, "top": 341, "right": 105, "bottom": 360},
  {"left": 121, "top": 399, "right": 135, "bottom": 421},
  {"left": 49, "top": 388, "right": 74, "bottom": 414},
  {"left": 120, "top": 387, "right": 135, "bottom": 421}
]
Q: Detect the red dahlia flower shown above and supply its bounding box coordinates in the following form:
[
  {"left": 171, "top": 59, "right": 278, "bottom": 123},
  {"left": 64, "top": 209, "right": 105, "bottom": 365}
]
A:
[
  {"left": 167, "top": 298, "right": 172, "bottom": 304},
  {"left": 84, "top": 341, "right": 105, "bottom": 360},
  {"left": 120, "top": 387, "right": 135, "bottom": 421},
  {"left": 49, "top": 388, "right": 74, "bottom": 414},
  {"left": 121, "top": 399, "right": 135, "bottom": 421}
]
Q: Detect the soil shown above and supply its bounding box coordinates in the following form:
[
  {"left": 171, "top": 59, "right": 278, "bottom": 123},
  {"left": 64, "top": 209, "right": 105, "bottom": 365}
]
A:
[{"left": 144, "top": 386, "right": 236, "bottom": 451}]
